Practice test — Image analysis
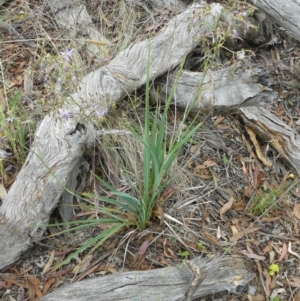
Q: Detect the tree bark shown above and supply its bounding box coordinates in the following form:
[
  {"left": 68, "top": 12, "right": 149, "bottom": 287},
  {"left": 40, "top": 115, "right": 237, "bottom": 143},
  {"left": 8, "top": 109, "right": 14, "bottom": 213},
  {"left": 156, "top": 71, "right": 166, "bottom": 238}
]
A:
[
  {"left": 147, "top": 0, "right": 187, "bottom": 11},
  {"left": 40, "top": 256, "right": 254, "bottom": 301},
  {"left": 241, "top": 107, "right": 300, "bottom": 174},
  {"left": 154, "top": 62, "right": 275, "bottom": 113}
]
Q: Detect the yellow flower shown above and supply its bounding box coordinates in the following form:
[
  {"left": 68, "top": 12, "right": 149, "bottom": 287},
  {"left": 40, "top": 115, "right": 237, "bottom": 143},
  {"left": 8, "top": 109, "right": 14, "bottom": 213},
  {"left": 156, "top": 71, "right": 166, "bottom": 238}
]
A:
[
  {"left": 289, "top": 173, "right": 295, "bottom": 180},
  {"left": 269, "top": 263, "right": 279, "bottom": 276}
]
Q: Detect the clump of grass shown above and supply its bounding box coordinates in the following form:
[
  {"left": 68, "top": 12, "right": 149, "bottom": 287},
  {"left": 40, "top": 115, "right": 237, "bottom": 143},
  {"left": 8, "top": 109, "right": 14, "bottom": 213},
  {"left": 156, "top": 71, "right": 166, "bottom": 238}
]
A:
[
  {"left": 48, "top": 52, "right": 203, "bottom": 268},
  {"left": 249, "top": 188, "right": 282, "bottom": 216},
  {"left": 0, "top": 88, "right": 33, "bottom": 168}
]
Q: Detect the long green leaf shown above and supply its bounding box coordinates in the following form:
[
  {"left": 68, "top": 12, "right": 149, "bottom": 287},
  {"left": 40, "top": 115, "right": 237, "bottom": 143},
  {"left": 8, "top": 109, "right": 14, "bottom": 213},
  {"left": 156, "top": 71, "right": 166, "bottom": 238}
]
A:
[
  {"left": 82, "top": 193, "right": 139, "bottom": 214},
  {"left": 143, "top": 41, "right": 151, "bottom": 206},
  {"left": 56, "top": 223, "right": 125, "bottom": 268}
]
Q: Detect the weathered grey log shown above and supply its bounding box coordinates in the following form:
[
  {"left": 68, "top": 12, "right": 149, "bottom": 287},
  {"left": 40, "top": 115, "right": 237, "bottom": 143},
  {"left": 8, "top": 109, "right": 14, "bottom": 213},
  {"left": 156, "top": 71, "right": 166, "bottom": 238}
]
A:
[
  {"left": 40, "top": 256, "right": 254, "bottom": 301},
  {"left": 0, "top": 3, "right": 225, "bottom": 271},
  {"left": 147, "top": 0, "right": 187, "bottom": 11},
  {"left": 241, "top": 106, "right": 300, "bottom": 174},
  {"left": 154, "top": 62, "right": 276, "bottom": 113},
  {"left": 248, "top": 0, "right": 300, "bottom": 42}
]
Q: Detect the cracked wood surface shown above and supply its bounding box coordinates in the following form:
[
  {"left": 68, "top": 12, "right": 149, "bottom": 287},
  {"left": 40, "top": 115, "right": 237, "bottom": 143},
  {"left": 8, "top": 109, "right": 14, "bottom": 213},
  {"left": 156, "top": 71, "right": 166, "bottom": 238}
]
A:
[
  {"left": 40, "top": 256, "right": 254, "bottom": 301},
  {"left": 241, "top": 107, "right": 300, "bottom": 174},
  {"left": 154, "top": 62, "right": 276, "bottom": 113}
]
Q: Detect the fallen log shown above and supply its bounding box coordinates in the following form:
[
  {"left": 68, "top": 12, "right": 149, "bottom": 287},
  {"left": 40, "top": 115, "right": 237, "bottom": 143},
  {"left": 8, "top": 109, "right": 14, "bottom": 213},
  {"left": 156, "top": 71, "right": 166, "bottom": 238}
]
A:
[
  {"left": 154, "top": 62, "right": 276, "bottom": 113},
  {"left": 40, "top": 256, "right": 254, "bottom": 301},
  {"left": 147, "top": 0, "right": 186, "bottom": 11}
]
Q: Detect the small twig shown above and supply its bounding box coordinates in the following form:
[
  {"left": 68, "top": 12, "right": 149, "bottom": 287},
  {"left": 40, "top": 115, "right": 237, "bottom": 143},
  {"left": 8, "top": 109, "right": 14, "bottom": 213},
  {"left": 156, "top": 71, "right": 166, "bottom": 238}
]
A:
[
  {"left": 181, "top": 260, "right": 207, "bottom": 301},
  {"left": 255, "top": 260, "right": 268, "bottom": 300},
  {"left": 96, "top": 129, "right": 131, "bottom": 137},
  {"left": 288, "top": 241, "right": 300, "bottom": 260}
]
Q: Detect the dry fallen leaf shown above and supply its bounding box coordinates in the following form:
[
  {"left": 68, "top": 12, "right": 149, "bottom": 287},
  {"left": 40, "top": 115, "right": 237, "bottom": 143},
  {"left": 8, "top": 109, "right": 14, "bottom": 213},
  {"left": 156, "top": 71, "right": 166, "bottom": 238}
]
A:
[
  {"left": 220, "top": 197, "right": 234, "bottom": 220},
  {"left": 42, "top": 250, "right": 55, "bottom": 275},
  {"left": 194, "top": 159, "right": 218, "bottom": 171},
  {"left": 193, "top": 169, "right": 213, "bottom": 179},
  {"left": 106, "top": 265, "right": 118, "bottom": 274},
  {"left": 213, "top": 115, "right": 225, "bottom": 125},
  {"left": 246, "top": 125, "right": 272, "bottom": 168},
  {"left": 230, "top": 225, "right": 238, "bottom": 235},
  {"left": 190, "top": 144, "right": 200, "bottom": 154},
  {"left": 289, "top": 277, "right": 300, "bottom": 287},
  {"left": 163, "top": 239, "right": 176, "bottom": 258},
  {"left": 76, "top": 264, "right": 100, "bottom": 282},
  {"left": 239, "top": 250, "right": 266, "bottom": 260},
  {"left": 0, "top": 281, "right": 7, "bottom": 289},
  {"left": 263, "top": 267, "right": 271, "bottom": 298},
  {"left": 230, "top": 226, "right": 260, "bottom": 242},
  {"left": 2, "top": 277, "right": 25, "bottom": 289},
  {"left": 217, "top": 226, "right": 221, "bottom": 239},
  {"left": 42, "top": 277, "right": 56, "bottom": 296},
  {"left": 260, "top": 217, "right": 280, "bottom": 222},
  {"left": 72, "top": 254, "right": 93, "bottom": 274},
  {"left": 268, "top": 250, "right": 275, "bottom": 264},
  {"left": 132, "top": 236, "right": 153, "bottom": 270},
  {"left": 252, "top": 294, "right": 265, "bottom": 301},
  {"left": 27, "top": 277, "right": 43, "bottom": 301},
  {"left": 138, "top": 239, "right": 149, "bottom": 255},
  {"left": 262, "top": 242, "right": 273, "bottom": 254},
  {"left": 293, "top": 204, "right": 300, "bottom": 219},
  {"left": 292, "top": 187, "right": 300, "bottom": 198},
  {"left": 278, "top": 242, "right": 288, "bottom": 262}
]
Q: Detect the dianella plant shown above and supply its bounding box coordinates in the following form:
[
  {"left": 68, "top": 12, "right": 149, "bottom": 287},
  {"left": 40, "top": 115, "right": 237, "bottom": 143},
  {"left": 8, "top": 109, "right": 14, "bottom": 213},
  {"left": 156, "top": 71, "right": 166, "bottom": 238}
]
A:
[{"left": 50, "top": 50, "right": 203, "bottom": 268}]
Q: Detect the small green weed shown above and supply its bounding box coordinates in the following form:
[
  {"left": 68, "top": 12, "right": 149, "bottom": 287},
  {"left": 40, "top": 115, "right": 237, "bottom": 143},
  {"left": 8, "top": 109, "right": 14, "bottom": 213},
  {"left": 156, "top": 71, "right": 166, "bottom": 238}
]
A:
[
  {"left": 179, "top": 250, "right": 190, "bottom": 258},
  {"left": 249, "top": 188, "right": 282, "bottom": 216},
  {"left": 196, "top": 241, "right": 205, "bottom": 249},
  {"left": 223, "top": 247, "right": 232, "bottom": 254}
]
